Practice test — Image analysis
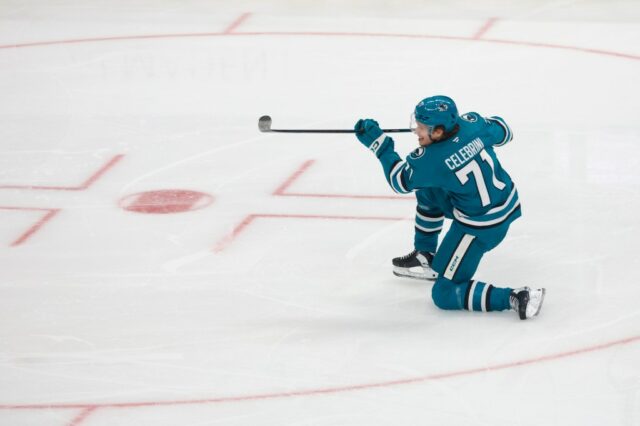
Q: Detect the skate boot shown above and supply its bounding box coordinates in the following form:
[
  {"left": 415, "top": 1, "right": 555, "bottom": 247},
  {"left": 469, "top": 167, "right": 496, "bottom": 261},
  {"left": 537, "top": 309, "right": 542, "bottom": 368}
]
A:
[
  {"left": 510, "top": 287, "right": 546, "bottom": 320},
  {"left": 392, "top": 250, "right": 437, "bottom": 281}
]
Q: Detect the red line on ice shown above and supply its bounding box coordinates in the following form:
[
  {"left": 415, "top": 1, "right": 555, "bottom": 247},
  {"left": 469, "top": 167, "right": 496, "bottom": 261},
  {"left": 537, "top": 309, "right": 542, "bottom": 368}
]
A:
[
  {"left": 0, "top": 15, "right": 637, "bottom": 421},
  {"left": 236, "top": 31, "right": 640, "bottom": 61},
  {"left": 473, "top": 17, "right": 499, "bottom": 39},
  {"left": 0, "top": 154, "right": 124, "bottom": 191},
  {"left": 0, "top": 207, "right": 61, "bottom": 246},
  {"left": 0, "top": 33, "right": 225, "bottom": 49},
  {"left": 0, "top": 154, "right": 123, "bottom": 246},
  {"left": 0, "top": 335, "right": 637, "bottom": 412},
  {"left": 280, "top": 192, "right": 408, "bottom": 200},
  {"left": 272, "top": 159, "right": 316, "bottom": 195},
  {"left": 223, "top": 12, "right": 252, "bottom": 34},
  {"left": 0, "top": 28, "right": 638, "bottom": 61},
  {"left": 10, "top": 208, "right": 60, "bottom": 246},
  {"left": 273, "top": 159, "right": 407, "bottom": 200},
  {"left": 212, "top": 213, "right": 257, "bottom": 253},
  {"left": 213, "top": 213, "right": 407, "bottom": 253},
  {"left": 67, "top": 406, "right": 97, "bottom": 426},
  {"left": 79, "top": 154, "right": 125, "bottom": 190}
]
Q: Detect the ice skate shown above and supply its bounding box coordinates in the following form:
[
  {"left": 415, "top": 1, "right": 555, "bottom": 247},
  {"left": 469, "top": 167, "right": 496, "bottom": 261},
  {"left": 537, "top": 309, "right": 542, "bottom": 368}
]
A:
[
  {"left": 510, "top": 287, "right": 546, "bottom": 320},
  {"left": 392, "top": 250, "right": 437, "bottom": 281}
]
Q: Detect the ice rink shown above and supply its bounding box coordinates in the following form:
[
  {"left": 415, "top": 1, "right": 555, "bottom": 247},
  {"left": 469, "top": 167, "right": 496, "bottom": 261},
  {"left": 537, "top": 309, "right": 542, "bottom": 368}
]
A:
[{"left": 1, "top": 1, "right": 639, "bottom": 425}]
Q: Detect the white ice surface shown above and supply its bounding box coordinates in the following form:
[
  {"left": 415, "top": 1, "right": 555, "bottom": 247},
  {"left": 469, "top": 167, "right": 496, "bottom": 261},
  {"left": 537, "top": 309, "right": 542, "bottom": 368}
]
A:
[{"left": 0, "top": 1, "right": 639, "bottom": 425}]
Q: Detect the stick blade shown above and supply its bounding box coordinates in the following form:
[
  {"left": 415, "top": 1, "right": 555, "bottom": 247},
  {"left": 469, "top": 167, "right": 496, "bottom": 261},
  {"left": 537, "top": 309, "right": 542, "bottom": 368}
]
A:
[{"left": 258, "top": 115, "right": 272, "bottom": 132}]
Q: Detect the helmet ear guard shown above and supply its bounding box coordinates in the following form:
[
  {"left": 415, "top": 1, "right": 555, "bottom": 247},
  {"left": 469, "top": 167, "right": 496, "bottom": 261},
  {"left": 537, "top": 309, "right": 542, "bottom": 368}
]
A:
[{"left": 414, "top": 95, "right": 459, "bottom": 133}]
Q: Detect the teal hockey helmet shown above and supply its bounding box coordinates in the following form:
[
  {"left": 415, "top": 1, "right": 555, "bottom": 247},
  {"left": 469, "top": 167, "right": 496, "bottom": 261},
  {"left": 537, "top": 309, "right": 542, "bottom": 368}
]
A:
[{"left": 413, "top": 95, "right": 459, "bottom": 132}]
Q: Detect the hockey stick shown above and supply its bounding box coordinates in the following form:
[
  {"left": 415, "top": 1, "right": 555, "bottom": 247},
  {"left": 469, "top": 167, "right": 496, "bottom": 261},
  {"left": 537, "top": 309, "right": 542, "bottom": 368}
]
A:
[{"left": 258, "top": 115, "right": 412, "bottom": 134}]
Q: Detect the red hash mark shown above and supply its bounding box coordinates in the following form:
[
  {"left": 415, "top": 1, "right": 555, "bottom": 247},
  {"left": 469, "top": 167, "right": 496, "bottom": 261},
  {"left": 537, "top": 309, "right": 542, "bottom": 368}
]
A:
[
  {"left": 473, "top": 17, "right": 499, "bottom": 40},
  {"left": 67, "top": 406, "right": 97, "bottom": 426},
  {"left": 214, "top": 159, "right": 413, "bottom": 253},
  {"left": 223, "top": 12, "right": 252, "bottom": 34},
  {"left": 0, "top": 207, "right": 61, "bottom": 246},
  {"left": 213, "top": 213, "right": 407, "bottom": 253},
  {"left": 0, "top": 154, "right": 124, "bottom": 246},
  {"left": 273, "top": 159, "right": 407, "bottom": 200},
  {"left": 0, "top": 154, "right": 124, "bottom": 191}
]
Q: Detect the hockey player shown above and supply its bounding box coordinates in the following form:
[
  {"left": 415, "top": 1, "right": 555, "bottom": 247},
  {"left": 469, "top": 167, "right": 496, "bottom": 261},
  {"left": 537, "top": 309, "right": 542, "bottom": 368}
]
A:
[{"left": 354, "top": 95, "right": 545, "bottom": 320}]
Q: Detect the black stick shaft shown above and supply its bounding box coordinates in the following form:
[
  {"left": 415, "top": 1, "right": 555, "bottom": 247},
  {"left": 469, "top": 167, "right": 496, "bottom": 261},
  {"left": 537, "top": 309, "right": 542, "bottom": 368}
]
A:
[
  {"left": 258, "top": 115, "right": 412, "bottom": 134},
  {"left": 267, "top": 128, "right": 412, "bottom": 134}
]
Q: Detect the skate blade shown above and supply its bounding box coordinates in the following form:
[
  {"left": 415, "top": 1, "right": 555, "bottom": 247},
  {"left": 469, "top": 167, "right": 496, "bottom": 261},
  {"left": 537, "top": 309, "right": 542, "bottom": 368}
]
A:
[
  {"left": 392, "top": 266, "right": 437, "bottom": 281},
  {"left": 533, "top": 288, "right": 546, "bottom": 317}
]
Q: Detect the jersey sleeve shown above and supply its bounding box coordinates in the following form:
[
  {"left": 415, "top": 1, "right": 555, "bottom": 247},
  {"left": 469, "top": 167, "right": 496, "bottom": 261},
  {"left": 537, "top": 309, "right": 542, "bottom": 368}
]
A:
[
  {"left": 375, "top": 138, "right": 418, "bottom": 194},
  {"left": 376, "top": 141, "right": 435, "bottom": 194},
  {"left": 484, "top": 115, "right": 513, "bottom": 147}
]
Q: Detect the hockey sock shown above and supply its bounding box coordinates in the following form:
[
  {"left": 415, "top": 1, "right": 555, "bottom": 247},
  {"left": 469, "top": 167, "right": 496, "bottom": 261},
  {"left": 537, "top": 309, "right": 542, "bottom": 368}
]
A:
[{"left": 463, "top": 281, "right": 512, "bottom": 312}]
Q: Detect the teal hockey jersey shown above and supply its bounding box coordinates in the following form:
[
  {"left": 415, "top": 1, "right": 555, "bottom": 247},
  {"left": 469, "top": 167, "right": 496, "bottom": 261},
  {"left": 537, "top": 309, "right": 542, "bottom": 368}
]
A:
[{"left": 376, "top": 112, "right": 521, "bottom": 229}]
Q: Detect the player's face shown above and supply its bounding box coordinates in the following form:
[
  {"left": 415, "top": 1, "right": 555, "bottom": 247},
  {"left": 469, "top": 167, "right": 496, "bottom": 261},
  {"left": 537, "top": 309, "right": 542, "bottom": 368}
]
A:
[{"left": 414, "top": 121, "right": 434, "bottom": 146}]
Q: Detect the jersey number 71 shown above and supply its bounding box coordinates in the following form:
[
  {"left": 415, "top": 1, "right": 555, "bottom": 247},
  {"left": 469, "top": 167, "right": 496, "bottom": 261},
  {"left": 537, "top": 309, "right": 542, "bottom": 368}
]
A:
[{"left": 455, "top": 150, "right": 506, "bottom": 207}]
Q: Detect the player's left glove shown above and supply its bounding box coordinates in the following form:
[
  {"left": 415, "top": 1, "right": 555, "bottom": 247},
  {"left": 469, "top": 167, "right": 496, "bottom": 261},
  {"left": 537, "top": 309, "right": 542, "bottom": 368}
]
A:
[{"left": 354, "top": 118, "right": 389, "bottom": 156}]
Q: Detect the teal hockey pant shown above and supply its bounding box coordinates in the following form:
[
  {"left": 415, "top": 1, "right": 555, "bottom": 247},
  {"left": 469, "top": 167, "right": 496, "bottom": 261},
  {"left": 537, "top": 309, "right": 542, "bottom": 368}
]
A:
[
  {"left": 430, "top": 221, "right": 513, "bottom": 312},
  {"left": 413, "top": 189, "right": 515, "bottom": 312}
]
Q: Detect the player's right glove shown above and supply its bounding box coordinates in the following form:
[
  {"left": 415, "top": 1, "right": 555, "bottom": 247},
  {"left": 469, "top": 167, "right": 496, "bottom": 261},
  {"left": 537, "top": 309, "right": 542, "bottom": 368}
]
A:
[{"left": 354, "top": 118, "right": 389, "bottom": 156}]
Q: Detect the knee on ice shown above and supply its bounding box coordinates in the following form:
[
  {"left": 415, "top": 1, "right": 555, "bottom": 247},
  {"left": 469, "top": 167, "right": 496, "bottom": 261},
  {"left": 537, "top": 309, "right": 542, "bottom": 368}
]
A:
[{"left": 431, "top": 278, "right": 459, "bottom": 310}]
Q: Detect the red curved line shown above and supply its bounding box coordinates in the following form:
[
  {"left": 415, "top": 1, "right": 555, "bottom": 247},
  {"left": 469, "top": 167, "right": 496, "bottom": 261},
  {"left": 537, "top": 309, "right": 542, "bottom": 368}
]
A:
[
  {"left": 0, "top": 30, "right": 637, "bottom": 61},
  {"left": 0, "top": 21, "right": 637, "bottom": 416},
  {"left": 1, "top": 334, "right": 638, "bottom": 411}
]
